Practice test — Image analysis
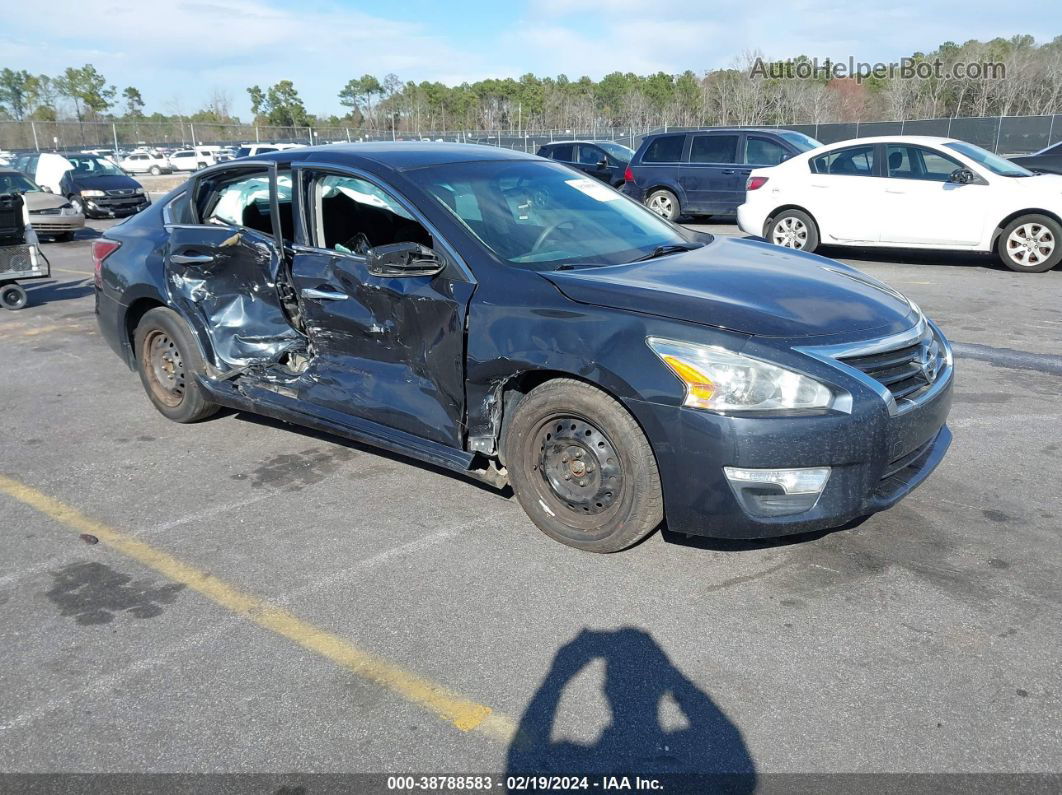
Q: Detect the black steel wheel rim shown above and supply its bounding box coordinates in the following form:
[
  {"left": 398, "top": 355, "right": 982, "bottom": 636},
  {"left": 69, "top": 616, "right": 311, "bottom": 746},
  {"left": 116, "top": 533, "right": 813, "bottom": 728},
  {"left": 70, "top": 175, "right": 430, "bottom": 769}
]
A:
[{"left": 534, "top": 416, "right": 623, "bottom": 517}]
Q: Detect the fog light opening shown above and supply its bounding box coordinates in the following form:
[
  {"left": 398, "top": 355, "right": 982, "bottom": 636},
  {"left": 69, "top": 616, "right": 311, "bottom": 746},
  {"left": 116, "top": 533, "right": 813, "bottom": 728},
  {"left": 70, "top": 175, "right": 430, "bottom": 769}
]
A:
[{"left": 723, "top": 466, "right": 831, "bottom": 517}]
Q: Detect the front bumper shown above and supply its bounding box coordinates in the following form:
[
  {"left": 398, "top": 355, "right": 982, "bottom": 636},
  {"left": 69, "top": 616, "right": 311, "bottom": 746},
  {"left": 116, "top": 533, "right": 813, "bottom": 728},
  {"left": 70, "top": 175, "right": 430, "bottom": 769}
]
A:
[
  {"left": 627, "top": 360, "right": 954, "bottom": 539},
  {"left": 28, "top": 212, "right": 85, "bottom": 235},
  {"left": 83, "top": 195, "right": 150, "bottom": 218}
]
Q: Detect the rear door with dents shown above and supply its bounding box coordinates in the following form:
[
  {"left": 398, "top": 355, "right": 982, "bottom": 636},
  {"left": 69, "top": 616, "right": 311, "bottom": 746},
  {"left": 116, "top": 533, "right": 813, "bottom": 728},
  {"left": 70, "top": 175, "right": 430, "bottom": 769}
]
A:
[
  {"left": 165, "top": 162, "right": 303, "bottom": 369},
  {"left": 289, "top": 166, "right": 474, "bottom": 448}
]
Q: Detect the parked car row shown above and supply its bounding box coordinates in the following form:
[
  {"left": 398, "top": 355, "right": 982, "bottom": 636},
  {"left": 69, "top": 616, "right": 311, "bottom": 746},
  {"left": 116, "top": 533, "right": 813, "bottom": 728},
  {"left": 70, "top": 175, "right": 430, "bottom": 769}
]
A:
[{"left": 9, "top": 152, "right": 149, "bottom": 219}]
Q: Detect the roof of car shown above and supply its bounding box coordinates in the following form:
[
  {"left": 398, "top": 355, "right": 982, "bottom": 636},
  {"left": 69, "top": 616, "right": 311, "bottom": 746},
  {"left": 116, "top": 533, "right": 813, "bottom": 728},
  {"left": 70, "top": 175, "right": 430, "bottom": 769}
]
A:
[
  {"left": 266, "top": 141, "right": 538, "bottom": 170},
  {"left": 540, "top": 140, "right": 622, "bottom": 146},
  {"left": 817, "top": 135, "right": 959, "bottom": 148}
]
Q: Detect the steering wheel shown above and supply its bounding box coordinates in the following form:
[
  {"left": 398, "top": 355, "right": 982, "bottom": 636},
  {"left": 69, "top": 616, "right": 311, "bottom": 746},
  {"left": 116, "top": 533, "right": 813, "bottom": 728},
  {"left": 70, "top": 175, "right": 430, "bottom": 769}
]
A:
[{"left": 531, "top": 219, "right": 577, "bottom": 254}]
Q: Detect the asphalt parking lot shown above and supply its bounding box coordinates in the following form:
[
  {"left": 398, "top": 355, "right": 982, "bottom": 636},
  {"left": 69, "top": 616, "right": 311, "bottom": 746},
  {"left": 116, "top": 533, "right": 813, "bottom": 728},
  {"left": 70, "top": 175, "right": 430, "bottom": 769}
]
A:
[{"left": 1, "top": 215, "right": 1061, "bottom": 783}]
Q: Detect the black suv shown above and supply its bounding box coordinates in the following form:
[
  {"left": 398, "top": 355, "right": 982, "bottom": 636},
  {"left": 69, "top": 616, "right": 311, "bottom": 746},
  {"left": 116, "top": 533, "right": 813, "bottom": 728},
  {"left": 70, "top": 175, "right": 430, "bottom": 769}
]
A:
[
  {"left": 622, "top": 128, "right": 821, "bottom": 220},
  {"left": 536, "top": 140, "right": 634, "bottom": 187}
]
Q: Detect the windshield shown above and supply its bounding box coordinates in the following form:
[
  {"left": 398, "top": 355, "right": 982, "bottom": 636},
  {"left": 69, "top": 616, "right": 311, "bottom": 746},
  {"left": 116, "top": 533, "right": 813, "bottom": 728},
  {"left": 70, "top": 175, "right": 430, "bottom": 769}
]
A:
[
  {"left": 777, "top": 131, "right": 822, "bottom": 152},
  {"left": 0, "top": 172, "right": 41, "bottom": 192},
  {"left": 236, "top": 147, "right": 252, "bottom": 158},
  {"left": 944, "top": 141, "right": 1032, "bottom": 177},
  {"left": 598, "top": 141, "right": 634, "bottom": 161},
  {"left": 417, "top": 160, "right": 695, "bottom": 269},
  {"left": 64, "top": 155, "right": 125, "bottom": 177}
]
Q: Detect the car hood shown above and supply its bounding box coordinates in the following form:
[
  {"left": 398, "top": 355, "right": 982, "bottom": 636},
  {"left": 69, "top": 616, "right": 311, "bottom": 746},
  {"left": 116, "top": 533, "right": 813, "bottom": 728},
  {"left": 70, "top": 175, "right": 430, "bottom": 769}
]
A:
[
  {"left": 542, "top": 236, "right": 916, "bottom": 338},
  {"left": 22, "top": 191, "right": 69, "bottom": 211},
  {"left": 69, "top": 173, "right": 142, "bottom": 191}
]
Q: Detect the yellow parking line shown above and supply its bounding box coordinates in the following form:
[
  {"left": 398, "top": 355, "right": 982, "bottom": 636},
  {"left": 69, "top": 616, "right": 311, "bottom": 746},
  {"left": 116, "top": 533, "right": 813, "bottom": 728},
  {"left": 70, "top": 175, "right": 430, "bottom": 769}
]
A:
[
  {"left": 48, "top": 267, "right": 92, "bottom": 278},
  {"left": 0, "top": 474, "right": 517, "bottom": 743}
]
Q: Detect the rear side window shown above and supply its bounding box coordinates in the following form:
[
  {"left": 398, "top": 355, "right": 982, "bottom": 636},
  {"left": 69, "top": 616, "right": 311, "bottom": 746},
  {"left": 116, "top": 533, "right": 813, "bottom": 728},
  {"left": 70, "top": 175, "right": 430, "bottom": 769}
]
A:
[
  {"left": 689, "top": 134, "right": 738, "bottom": 164},
  {"left": 197, "top": 169, "right": 294, "bottom": 241},
  {"left": 549, "top": 143, "right": 574, "bottom": 161},
  {"left": 811, "top": 145, "right": 876, "bottom": 176},
  {"left": 577, "top": 146, "right": 603, "bottom": 165},
  {"left": 745, "top": 137, "right": 789, "bottom": 166},
  {"left": 642, "top": 135, "right": 684, "bottom": 163}
]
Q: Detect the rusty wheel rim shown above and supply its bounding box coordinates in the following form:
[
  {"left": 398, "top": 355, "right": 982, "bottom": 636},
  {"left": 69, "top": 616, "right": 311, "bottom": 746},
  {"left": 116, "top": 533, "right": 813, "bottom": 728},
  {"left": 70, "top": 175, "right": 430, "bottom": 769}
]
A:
[{"left": 142, "top": 329, "right": 185, "bottom": 408}]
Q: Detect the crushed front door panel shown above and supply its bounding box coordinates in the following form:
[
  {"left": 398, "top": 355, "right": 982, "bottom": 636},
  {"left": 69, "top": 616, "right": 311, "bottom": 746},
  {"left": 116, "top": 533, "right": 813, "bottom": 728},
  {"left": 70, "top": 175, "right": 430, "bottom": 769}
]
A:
[{"left": 291, "top": 250, "right": 473, "bottom": 448}]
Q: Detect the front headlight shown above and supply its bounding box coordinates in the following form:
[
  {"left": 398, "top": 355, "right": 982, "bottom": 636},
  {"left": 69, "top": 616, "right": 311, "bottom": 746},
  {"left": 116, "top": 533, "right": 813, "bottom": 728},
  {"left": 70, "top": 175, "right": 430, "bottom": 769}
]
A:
[
  {"left": 80, "top": 190, "right": 105, "bottom": 197},
  {"left": 647, "top": 337, "right": 834, "bottom": 412},
  {"left": 133, "top": 188, "right": 144, "bottom": 195}
]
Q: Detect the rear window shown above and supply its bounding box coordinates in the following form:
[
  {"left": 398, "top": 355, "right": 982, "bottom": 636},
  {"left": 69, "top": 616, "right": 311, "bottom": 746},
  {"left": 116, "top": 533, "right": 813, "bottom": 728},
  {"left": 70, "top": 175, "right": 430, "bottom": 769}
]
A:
[{"left": 642, "top": 135, "right": 684, "bottom": 163}]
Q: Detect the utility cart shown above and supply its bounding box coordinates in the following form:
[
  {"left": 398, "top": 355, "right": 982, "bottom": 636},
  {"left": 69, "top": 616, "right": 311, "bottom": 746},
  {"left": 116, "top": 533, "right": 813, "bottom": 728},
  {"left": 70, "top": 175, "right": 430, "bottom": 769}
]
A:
[{"left": 0, "top": 191, "right": 48, "bottom": 310}]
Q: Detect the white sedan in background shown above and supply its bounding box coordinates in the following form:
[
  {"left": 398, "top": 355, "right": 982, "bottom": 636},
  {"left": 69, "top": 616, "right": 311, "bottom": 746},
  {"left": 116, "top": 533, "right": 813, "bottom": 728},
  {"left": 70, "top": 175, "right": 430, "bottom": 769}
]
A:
[{"left": 737, "top": 135, "right": 1062, "bottom": 272}]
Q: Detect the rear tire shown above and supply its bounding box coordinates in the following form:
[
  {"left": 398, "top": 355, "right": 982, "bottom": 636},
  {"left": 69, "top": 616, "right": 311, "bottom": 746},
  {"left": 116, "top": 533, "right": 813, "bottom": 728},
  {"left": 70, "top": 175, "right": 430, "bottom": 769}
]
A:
[
  {"left": 503, "top": 378, "right": 663, "bottom": 553},
  {"left": 646, "top": 189, "right": 680, "bottom": 221},
  {"left": 0, "top": 283, "right": 28, "bottom": 310},
  {"left": 134, "top": 307, "right": 220, "bottom": 423},
  {"left": 149, "top": 165, "right": 161, "bottom": 176},
  {"left": 997, "top": 214, "right": 1062, "bottom": 273},
  {"left": 766, "top": 209, "right": 819, "bottom": 253}
]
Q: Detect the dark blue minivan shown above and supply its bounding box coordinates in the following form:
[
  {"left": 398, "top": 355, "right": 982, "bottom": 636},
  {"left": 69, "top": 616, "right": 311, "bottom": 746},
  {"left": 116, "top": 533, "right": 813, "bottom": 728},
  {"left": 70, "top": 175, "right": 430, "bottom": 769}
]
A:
[{"left": 622, "top": 128, "right": 821, "bottom": 220}]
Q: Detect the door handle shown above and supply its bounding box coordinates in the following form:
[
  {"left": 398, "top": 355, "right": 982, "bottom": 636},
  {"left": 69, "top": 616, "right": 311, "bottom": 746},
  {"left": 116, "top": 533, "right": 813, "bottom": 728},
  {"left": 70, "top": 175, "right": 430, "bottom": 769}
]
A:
[
  {"left": 885, "top": 189, "right": 906, "bottom": 194},
  {"left": 301, "top": 287, "right": 349, "bottom": 301},
  {"left": 170, "top": 253, "right": 215, "bottom": 265},
  {"left": 721, "top": 169, "right": 736, "bottom": 174}
]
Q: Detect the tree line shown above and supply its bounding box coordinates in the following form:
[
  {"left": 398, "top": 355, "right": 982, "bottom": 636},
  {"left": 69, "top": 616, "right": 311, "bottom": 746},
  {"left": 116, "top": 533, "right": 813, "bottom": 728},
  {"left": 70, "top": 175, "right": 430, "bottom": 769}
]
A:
[{"left": 3, "top": 36, "right": 1061, "bottom": 136}]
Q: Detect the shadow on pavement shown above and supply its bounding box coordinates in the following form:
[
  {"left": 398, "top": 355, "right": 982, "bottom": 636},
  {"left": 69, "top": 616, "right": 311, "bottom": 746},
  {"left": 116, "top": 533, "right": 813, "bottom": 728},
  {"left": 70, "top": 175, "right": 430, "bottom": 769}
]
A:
[
  {"left": 506, "top": 627, "right": 756, "bottom": 790},
  {"left": 23, "top": 278, "right": 94, "bottom": 306}
]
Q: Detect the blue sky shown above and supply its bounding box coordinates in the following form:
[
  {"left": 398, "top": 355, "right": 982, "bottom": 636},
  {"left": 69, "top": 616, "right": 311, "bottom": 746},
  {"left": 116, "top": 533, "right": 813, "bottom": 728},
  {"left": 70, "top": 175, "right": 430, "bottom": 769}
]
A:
[{"left": 4, "top": 0, "right": 1057, "bottom": 118}]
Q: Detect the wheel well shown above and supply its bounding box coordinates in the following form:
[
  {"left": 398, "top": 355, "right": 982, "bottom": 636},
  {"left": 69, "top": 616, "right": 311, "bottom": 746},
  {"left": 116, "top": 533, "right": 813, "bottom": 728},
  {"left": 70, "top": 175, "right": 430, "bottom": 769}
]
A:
[
  {"left": 763, "top": 204, "right": 820, "bottom": 236},
  {"left": 123, "top": 298, "right": 165, "bottom": 360},
  {"left": 644, "top": 185, "right": 677, "bottom": 199},
  {"left": 991, "top": 208, "right": 1062, "bottom": 247},
  {"left": 492, "top": 370, "right": 642, "bottom": 465}
]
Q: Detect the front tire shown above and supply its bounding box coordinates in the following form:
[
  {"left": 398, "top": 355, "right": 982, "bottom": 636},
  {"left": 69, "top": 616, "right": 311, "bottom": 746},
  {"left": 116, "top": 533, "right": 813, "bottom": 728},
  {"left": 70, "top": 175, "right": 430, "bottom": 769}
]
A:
[
  {"left": 766, "top": 209, "right": 819, "bottom": 253},
  {"left": 997, "top": 214, "right": 1062, "bottom": 273},
  {"left": 134, "top": 307, "right": 220, "bottom": 423},
  {"left": 646, "top": 189, "right": 680, "bottom": 221},
  {"left": 503, "top": 378, "right": 663, "bottom": 553}
]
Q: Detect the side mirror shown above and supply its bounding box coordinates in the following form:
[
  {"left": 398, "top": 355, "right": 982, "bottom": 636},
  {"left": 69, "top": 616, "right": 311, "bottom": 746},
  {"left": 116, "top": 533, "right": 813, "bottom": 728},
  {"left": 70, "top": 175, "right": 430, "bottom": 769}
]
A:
[
  {"left": 948, "top": 168, "right": 976, "bottom": 184},
  {"left": 41, "top": 185, "right": 53, "bottom": 193},
  {"left": 367, "top": 241, "right": 443, "bottom": 277}
]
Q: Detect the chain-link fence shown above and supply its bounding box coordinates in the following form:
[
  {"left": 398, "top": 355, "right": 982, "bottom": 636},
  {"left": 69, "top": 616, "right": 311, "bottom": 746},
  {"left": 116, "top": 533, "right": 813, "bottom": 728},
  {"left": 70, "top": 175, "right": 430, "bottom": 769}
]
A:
[{"left": 2, "top": 114, "right": 1060, "bottom": 156}]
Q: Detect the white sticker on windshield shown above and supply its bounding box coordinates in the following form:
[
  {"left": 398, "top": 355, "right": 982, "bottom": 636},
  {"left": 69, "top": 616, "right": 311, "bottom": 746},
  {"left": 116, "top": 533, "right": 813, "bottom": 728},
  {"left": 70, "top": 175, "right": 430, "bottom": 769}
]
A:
[{"left": 565, "top": 178, "right": 620, "bottom": 202}]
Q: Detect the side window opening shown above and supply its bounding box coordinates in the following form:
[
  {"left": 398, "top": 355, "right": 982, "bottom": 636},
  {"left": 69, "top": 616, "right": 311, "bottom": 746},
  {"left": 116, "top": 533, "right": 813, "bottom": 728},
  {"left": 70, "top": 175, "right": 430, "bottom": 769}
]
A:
[
  {"left": 313, "top": 174, "right": 432, "bottom": 256},
  {"left": 811, "top": 146, "right": 876, "bottom": 176},
  {"left": 643, "top": 134, "right": 684, "bottom": 163},
  {"left": 198, "top": 169, "right": 294, "bottom": 243},
  {"left": 577, "top": 146, "right": 603, "bottom": 165}
]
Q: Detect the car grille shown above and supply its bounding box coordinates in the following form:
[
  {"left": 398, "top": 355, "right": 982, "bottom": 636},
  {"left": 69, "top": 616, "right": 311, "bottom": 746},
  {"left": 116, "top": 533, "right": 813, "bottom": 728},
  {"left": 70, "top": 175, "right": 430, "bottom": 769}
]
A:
[
  {"left": 838, "top": 330, "right": 947, "bottom": 404},
  {"left": 106, "top": 188, "right": 136, "bottom": 197},
  {"left": 31, "top": 208, "right": 62, "bottom": 215}
]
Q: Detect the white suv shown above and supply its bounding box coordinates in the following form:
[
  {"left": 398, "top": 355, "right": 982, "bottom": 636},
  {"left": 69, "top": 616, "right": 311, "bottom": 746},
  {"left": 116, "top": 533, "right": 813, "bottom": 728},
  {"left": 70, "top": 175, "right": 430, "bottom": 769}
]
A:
[
  {"left": 118, "top": 152, "right": 173, "bottom": 175},
  {"left": 737, "top": 135, "right": 1062, "bottom": 273},
  {"left": 168, "top": 148, "right": 217, "bottom": 172}
]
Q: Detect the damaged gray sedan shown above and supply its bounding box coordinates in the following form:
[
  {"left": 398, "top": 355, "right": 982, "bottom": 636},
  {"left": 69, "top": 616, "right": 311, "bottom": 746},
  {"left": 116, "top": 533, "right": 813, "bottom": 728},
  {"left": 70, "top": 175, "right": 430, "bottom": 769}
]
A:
[{"left": 94, "top": 144, "right": 952, "bottom": 552}]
